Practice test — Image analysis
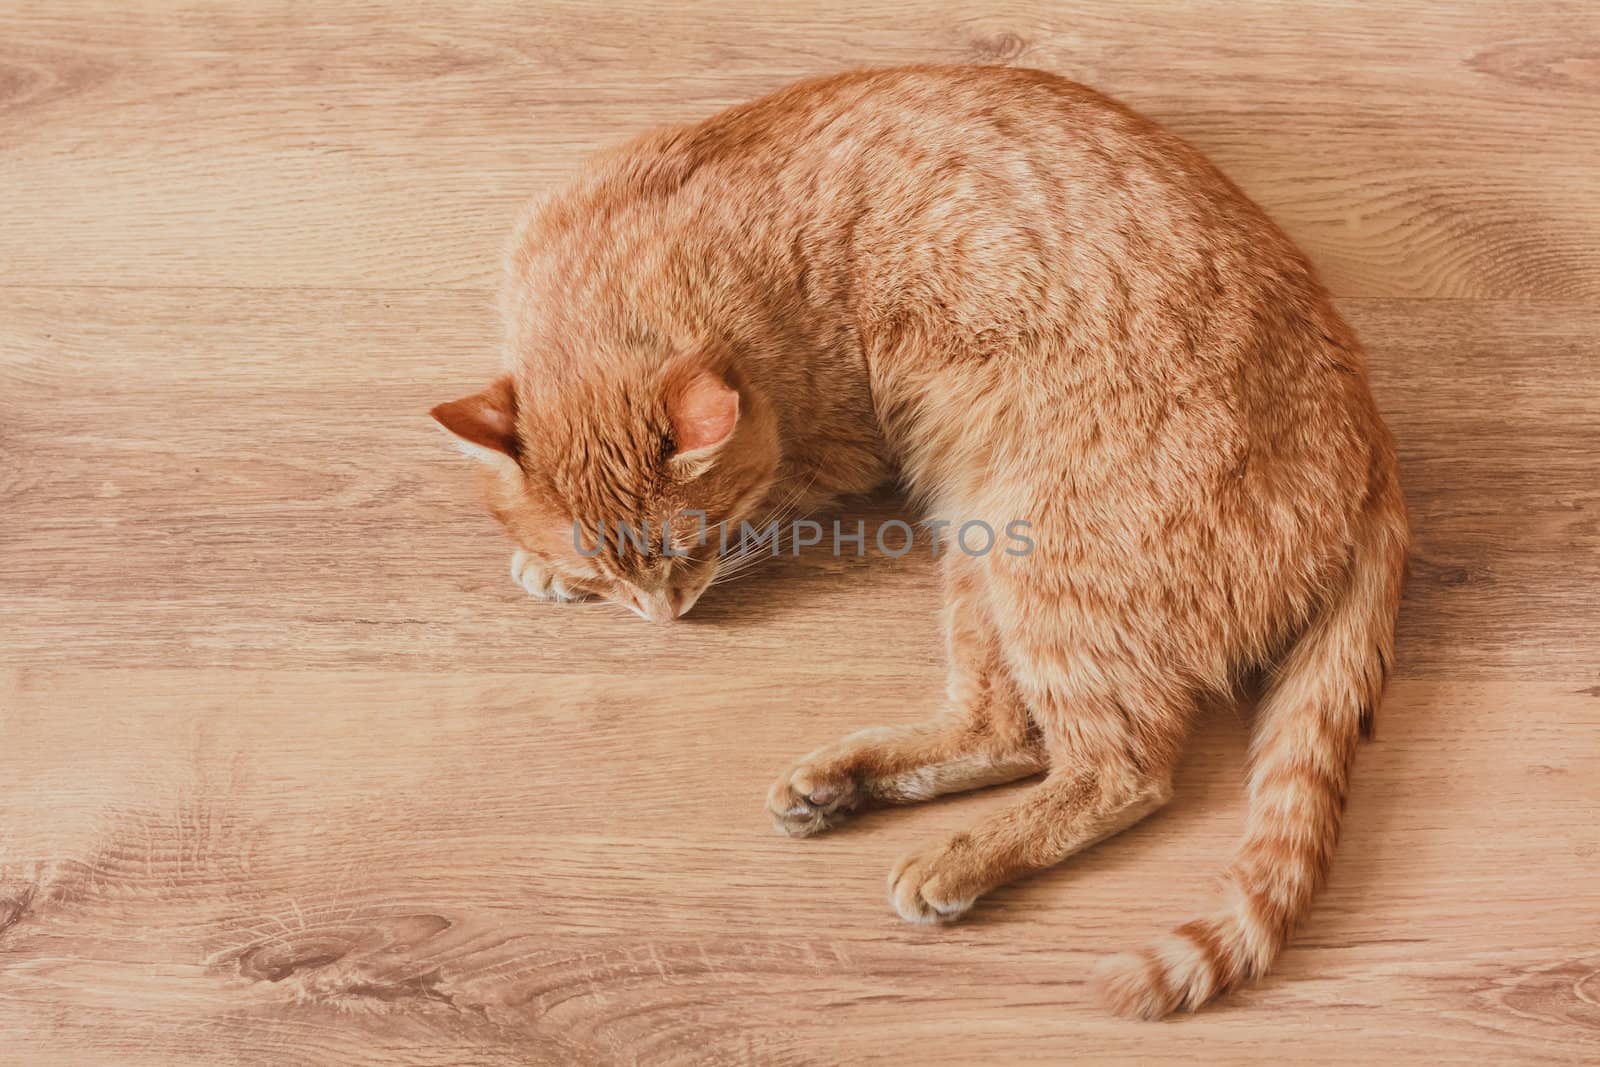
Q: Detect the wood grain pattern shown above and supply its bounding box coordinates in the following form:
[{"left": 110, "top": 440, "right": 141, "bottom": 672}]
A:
[
  {"left": 2, "top": 2, "right": 1599, "bottom": 1063},
  {"left": 3, "top": 2, "right": 1599, "bottom": 297}
]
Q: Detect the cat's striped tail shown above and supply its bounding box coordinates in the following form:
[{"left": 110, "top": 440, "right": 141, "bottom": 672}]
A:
[{"left": 1092, "top": 484, "right": 1408, "bottom": 1018}]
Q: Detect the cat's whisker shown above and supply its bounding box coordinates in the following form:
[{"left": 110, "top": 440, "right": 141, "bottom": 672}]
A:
[
  {"left": 709, "top": 556, "right": 773, "bottom": 585},
  {"left": 703, "top": 475, "right": 822, "bottom": 589}
]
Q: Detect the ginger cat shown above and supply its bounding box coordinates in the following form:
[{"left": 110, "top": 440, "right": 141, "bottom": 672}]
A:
[{"left": 431, "top": 65, "right": 1408, "bottom": 1017}]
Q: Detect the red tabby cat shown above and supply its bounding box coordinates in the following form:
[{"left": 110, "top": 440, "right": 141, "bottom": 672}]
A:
[{"left": 431, "top": 65, "right": 1408, "bottom": 1017}]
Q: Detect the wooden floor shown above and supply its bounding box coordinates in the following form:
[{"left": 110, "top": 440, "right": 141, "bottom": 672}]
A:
[{"left": 3, "top": 2, "right": 1599, "bottom": 1063}]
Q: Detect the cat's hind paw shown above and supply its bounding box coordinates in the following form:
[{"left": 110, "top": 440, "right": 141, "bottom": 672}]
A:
[{"left": 887, "top": 838, "right": 979, "bottom": 924}]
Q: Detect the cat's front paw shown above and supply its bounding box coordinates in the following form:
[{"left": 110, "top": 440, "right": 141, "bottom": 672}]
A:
[
  {"left": 510, "top": 549, "right": 559, "bottom": 599},
  {"left": 510, "top": 549, "right": 583, "bottom": 602},
  {"left": 766, "top": 760, "right": 861, "bottom": 837},
  {"left": 887, "top": 837, "right": 979, "bottom": 924}
]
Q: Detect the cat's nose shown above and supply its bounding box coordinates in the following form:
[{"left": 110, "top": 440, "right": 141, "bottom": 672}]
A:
[{"left": 641, "top": 592, "right": 681, "bottom": 624}]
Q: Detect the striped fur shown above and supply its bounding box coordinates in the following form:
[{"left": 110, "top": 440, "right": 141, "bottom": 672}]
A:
[
  {"left": 1094, "top": 482, "right": 1409, "bottom": 1016},
  {"left": 431, "top": 66, "right": 1412, "bottom": 1017}
]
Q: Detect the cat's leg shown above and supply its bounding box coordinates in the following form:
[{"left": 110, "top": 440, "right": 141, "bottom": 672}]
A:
[
  {"left": 767, "top": 552, "right": 1046, "bottom": 837},
  {"left": 886, "top": 559, "right": 1191, "bottom": 922},
  {"left": 886, "top": 752, "right": 1176, "bottom": 923}
]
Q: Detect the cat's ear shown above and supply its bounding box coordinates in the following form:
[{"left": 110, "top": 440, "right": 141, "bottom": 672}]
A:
[
  {"left": 430, "top": 375, "right": 520, "bottom": 465},
  {"left": 664, "top": 362, "right": 739, "bottom": 471}
]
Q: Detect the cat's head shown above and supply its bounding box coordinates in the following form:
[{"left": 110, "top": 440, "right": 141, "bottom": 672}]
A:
[{"left": 431, "top": 350, "right": 779, "bottom": 621}]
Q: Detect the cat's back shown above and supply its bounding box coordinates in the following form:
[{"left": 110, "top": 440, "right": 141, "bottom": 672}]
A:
[
  {"left": 527, "top": 66, "right": 1357, "bottom": 436},
  {"left": 676, "top": 65, "right": 1285, "bottom": 245},
  {"left": 643, "top": 67, "right": 1319, "bottom": 346},
  {"left": 537, "top": 66, "right": 1309, "bottom": 329},
  {"left": 581, "top": 65, "right": 1271, "bottom": 245}
]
